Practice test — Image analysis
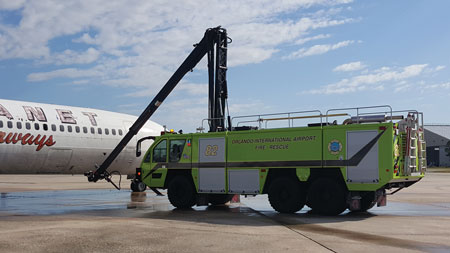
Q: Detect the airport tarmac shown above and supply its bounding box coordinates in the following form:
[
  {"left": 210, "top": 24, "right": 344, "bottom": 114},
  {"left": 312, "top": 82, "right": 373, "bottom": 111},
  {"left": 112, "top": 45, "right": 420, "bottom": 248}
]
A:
[{"left": 1, "top": 172, "right": 450, "bottom": 253}]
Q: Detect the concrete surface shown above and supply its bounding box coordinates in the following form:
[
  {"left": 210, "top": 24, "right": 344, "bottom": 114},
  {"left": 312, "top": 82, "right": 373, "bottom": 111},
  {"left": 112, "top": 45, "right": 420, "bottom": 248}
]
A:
[{"left": 0, "top": 173, "right": 449, "bottom": 252}]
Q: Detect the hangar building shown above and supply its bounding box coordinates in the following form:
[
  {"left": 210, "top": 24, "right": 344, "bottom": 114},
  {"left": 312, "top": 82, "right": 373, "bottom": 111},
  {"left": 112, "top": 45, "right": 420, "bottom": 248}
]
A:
[{"left": 424, "top": 125, "right": 450, "bottom": 167}]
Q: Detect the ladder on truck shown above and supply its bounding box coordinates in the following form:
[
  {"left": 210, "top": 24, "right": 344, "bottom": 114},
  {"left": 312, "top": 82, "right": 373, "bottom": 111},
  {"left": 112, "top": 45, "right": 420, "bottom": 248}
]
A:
[
  {"left": 418, "top": 130, "right": 427, "bottom": 173},
  {"left": 404, "top": 113, "right": 426, "bottom": 176}
]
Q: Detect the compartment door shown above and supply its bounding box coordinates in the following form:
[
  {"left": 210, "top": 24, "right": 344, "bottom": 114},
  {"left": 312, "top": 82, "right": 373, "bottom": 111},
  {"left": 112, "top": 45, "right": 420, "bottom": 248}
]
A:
[
  {"left": 347, "top": 130, "right": 379, "bottom": 183},
  {"left": 198, "top": 137, "right": 226, "bottom": 193}
]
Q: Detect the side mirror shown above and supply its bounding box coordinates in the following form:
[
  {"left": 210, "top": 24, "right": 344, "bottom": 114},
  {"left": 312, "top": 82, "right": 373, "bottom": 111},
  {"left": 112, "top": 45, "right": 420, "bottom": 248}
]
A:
[
  {"left": 136, "top": 149, "right": 142, "bottom": 158},
  {"left": 136, "top": 136, "right": 156, "bottom": 157}
]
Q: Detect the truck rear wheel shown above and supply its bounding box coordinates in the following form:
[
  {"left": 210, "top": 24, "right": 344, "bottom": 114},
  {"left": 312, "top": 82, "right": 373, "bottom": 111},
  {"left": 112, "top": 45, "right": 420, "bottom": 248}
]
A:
[
  {"left": 268, "top": 177, "right": 305, "bottom": 213},
  {"left": 208, "top": 194, "right": 234, "bottom": 205},
  {"left": 168, "top": 175, "right": 196, "bottom": 209},
  {"left": 308, "top": 178, "right": 347, "bottom": 215}
]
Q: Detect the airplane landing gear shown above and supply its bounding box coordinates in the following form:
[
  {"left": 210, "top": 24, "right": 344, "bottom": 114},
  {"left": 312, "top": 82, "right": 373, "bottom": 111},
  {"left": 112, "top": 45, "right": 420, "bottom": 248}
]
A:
[{"left": 131, "top": 180, "right": 147, "bottom": 192}]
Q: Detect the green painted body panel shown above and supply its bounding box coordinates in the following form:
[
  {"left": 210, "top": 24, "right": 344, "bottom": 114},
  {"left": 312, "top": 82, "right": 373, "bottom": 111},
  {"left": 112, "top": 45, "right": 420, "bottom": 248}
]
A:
[
  {"left": 140, "top": 121, "right": 425, "bottom": 194},
  {"left": 227, "top": 128, "right": 322, "bottom": 163}
]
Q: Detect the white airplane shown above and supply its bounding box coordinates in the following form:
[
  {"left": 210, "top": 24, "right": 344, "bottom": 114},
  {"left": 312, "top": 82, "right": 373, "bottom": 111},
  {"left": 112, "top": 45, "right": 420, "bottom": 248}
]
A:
[{"left": 0, "top": 98, "right": 163, "bottom": 175}]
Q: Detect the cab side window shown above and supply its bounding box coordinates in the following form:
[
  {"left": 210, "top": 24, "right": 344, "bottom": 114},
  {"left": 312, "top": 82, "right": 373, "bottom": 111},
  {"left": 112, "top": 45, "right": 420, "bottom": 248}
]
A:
[
  {"left": 169, "top": 140, "right": 186, "bottom": 162},
  {"left": 152, "top": 140, "right": 167, "bottom": 163},
  {"left": 144, "top": 151, "right": 151, "bottom": 163}
]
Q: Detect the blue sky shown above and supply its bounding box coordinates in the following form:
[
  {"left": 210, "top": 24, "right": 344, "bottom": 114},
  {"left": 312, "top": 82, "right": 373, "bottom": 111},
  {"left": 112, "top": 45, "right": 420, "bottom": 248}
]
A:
[{"left": 1, "top": 0, "right": 449, "bottom": 131}]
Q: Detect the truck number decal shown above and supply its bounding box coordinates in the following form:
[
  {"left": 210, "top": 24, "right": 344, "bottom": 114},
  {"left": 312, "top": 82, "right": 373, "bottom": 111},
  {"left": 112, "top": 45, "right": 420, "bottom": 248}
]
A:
[{"left": 205, "top": 145, "right": 218, "bottom": 156}]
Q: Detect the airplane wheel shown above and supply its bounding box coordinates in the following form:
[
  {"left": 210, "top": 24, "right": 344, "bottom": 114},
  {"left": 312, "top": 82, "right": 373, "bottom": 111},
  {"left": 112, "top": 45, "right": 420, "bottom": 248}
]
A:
[
  {"left": 268, "top": 177, "right": 305, "bottom": 213},
  {"left": 131, "top": 181, "right": 147, "bottom": 192},
  {"left": 208, "top": 194, "right": 233, "bottom": 205},
  {"left": 168, "top": 175, "right": 196, "bottom": 209},
  {"left": 308, "top": 178, "right": 347, "bottom": 215}
]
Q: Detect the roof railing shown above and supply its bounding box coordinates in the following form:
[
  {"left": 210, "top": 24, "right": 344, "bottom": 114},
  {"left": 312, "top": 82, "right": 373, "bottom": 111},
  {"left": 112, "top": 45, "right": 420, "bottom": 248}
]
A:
[{"left": 198, "top": 105, "right": 422, "bottom": 131}]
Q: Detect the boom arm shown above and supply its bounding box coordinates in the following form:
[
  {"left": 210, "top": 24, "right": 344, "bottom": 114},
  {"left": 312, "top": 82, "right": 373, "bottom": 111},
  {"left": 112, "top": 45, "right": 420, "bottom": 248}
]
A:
[{"left": 85, "top": 27, "right": 229, "bottom": 184}]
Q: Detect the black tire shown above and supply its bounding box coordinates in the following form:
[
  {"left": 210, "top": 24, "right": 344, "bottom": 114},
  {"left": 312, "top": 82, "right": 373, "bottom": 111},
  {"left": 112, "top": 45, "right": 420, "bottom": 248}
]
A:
[
  {"left": 268, "top": 177, "right": 306, "bottom": 213},
  {"left": 308, "top": 178, "right": 347, "bottom": 215},
  {"left": 208, "top": 194, "right": 234, "bottom": 205},
  {"left": 130, "top": 181, "right": 147, "bottom": 192},
  {"left": 167, "top": 175, "right": 197, "bottom": 209},
  {"left": 353, "top": 191, "right": 376, "bottom": 212}
]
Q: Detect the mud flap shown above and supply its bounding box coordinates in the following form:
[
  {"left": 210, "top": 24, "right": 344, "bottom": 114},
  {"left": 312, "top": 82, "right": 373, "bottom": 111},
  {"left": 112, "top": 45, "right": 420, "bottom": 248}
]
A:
[
  {"left": 231, "top": 194, "right": 240, "bottom": 203},
  {"left": 376, "top": 190, "right": 387, "bottom": 207}
]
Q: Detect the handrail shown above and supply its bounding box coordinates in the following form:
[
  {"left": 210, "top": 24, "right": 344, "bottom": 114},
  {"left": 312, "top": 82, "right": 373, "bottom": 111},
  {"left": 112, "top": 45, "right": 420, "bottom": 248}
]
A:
[
  {"left": 326, "top": 105, "right": 393, "bottom": 124},
  {"left": 231, "top": 110, "right": 323, "bottom": 129},
  {"left": 200, "top": 105, "right": 422, "bottom": 131},
  {"left": 199, "top": 117, "right": 229, "bottom": 133}
]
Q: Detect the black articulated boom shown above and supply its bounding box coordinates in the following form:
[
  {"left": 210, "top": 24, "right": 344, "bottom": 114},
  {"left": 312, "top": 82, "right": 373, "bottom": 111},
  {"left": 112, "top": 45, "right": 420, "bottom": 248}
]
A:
[{"left": 84, "top": 26, "right": 230, "bottom": 187}]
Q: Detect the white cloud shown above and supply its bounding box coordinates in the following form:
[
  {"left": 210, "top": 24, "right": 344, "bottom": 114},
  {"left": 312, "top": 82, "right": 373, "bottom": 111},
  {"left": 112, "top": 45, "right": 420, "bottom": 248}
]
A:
[
  {"left": 333, "top": 61, "right": 366, "bottom": 72},
  {"left": 304, "top": 64, "right": 429, "bottom": 94},
  {"left": 125, "top": 82, "right": 208, "bottom": 97},
  {"left": 295, "top": 34, "right": 331, "bottom": 45},
  {"left": 47, "top": 48, "right": 100, "bottom": 65},
  {"left": 285, "top": 40, "right": 355, "bottom": 59},
  {"left": 423, "top": 65, "right": 446, "bottom": 75},
  {"left": 435, "top": 65, "right": 446, "bottom": 71},
  {"left": 0, "top": 0, "right": 355, "bottom": 88},
  {"left": 423, "top": 82, "right": 450, "bottom": 90},
  {"left": 27, "top": 68, "right": 102, "bottom": 82},
  {"left": 0, "top": 0, "right": 26, "bottom": 10}
]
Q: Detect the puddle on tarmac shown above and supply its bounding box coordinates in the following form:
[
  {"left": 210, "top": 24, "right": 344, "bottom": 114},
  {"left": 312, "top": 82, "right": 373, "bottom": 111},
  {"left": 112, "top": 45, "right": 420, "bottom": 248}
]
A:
[
  {"left": 241, "top": 194, "right": 450, "bottom": 217},
  {"left": 0, "top": 190, "right": 172, "bottom": 215},
  {"left": 1, "top": 189, "right": 449, "bottom": 217}
]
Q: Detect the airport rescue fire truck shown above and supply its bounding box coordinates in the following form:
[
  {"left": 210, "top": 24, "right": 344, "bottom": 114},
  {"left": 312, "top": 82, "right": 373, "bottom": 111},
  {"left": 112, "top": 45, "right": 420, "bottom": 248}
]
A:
[{"left": 85, "top": 27, "right": 426, "bottom": 215}]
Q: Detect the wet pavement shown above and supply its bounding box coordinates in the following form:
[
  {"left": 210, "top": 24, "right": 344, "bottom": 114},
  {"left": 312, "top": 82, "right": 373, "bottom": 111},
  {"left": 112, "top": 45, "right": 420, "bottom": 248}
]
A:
[
  {"left": 1, "top": 173, "right": 450, "bottom": 252},
  {"left": 1, "top": 187, "right": 449, "bottom": 218}
]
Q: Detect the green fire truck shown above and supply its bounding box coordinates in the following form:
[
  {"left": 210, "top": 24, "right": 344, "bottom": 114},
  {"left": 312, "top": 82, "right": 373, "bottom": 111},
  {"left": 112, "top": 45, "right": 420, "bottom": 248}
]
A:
[
  {"left": 136, "top": 107, "right": 426, "bottom": 215},
  {"left": 85, "top": 27, "right": 425, "bottom": 215}
]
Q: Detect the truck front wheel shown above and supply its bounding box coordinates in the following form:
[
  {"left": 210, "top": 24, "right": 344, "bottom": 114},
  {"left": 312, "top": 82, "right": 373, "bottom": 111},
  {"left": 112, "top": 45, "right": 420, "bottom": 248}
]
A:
[
  {"left": 168, "top": 175, "right": 197, "bottom": 209},
  {"left": 268, "top": 177, "right": 305, "bottom": 213},
  {"left": 308, "top": 178, "right": 347, "bottom": 215}
]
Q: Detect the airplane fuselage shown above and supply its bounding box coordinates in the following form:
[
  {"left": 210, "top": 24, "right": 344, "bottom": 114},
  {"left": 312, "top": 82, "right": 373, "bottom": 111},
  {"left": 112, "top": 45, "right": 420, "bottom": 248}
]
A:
[{"left": 0, "top": 99, "right": 163, "bottom": 174}]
